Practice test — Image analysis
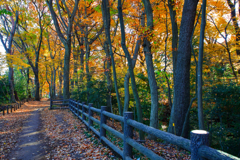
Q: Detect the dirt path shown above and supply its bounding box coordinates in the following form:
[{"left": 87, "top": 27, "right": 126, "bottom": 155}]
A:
[{"left": 7, "top": 99, "right": 50, "bottom": 160}]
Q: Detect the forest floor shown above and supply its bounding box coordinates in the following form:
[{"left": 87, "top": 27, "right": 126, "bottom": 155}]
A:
[{"left": 0, "top": 99, "right": 191, "bottom": 160}]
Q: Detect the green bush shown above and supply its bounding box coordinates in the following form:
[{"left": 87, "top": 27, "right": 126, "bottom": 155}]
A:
[
  {"left": 205, "top": 82, "right": 240, "bottom": 157},
  {"left": 0, "top": 75, "right": 10, "bottom": 104}
]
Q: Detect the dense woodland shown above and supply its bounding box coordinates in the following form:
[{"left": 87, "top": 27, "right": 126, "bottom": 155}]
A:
[{"left": 0, "top": 0, "right": 239, "bottom": 157}]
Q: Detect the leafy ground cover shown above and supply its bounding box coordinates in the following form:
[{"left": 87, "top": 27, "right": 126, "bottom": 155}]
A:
[
  {"left": 0, "top": 100, "right": 49, "bottom": 159},
  {"left": 92, "top": 113, "right": 191, "bottom": 160},
  {"left": 41, "top": 108, "right": 117, "bottom": 159},
  {"left": 42, "top": 108, "right": 191, "bottom": 159},
  {"left": 1, "top": 100, "right": 191, "bottom": 159}
]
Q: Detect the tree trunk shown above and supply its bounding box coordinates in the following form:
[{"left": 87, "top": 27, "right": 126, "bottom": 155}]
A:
[
  {"left": 103, "top": 41, "right": 112, "bottom": 112},
  {"left": 74, "top": 54, "right": 78, "bottom": 88},
  {"left": 123, "top": 73, "right": 130, "bottom": 112},
  {"left": 168, "top": 0, "right": 199, "bottom": 137},
  {"left": 8, "top": 67, "right": 16, "bottom": 103},
  {"left": 118, "top": 0, "right": 144, "bottom": 140},
  {"left": 26, "top": 68, "right": 31, "bottom": 98},
  {"left": 33, "top": 67, "right": 40, "bottom": 101},
  {"left": 58, "top": 61, "right": 63, "bottom": 97},
  {"left": 46, "top": 0, "right": 79, "bottom": 99},
  {"left": 102, "top": 0, "right": 123, "bottom": 118},
  {"left": 197, "top": 0, "right": 206, "bottom": 130},
  {"left": 142, "top": 0, "right": 159, "bottom": 139},
  {"left": 167, "top": 0, "right": 178, "bottom": 114},
  {"left": 226, "top": 0, "right": 240, "bottom": 75},
  {"left": 63, "top": 43, "right": 71, "bottom": 99},
  {"left": 80, "top": 44, "right": 84, "bottom": 100},
  {"left": 168, "top": 0, "right": 178, "bottom": 85},
  {"left": 123, "top": 12, "right": 142, "bottom": 113},
  {"left": 85, "top": 42, "right": 91, "bottom": 103},
  {"left": 0, "top": 11, "right": 19, "bottom": 103}
]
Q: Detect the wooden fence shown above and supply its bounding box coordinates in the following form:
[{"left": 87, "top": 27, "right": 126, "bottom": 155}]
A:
[
  {"left": 57, "top": 98, "right": 239, "bottom": 160},
  {"left": 50, "top": 99, "right": 69, "bottom": 109},
  {"left": 0, "top": 99, "right": 28, "bottom": 116}
]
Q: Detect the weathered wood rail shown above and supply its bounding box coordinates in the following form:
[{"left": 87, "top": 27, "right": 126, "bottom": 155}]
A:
[
  {"left": 59, "top": 98, "right": 239, "bottom": 160},
  {"left": 0, "top": 99, "right": 28, "bottom": 115},
  {"left": 50, "top": 99, "right": 69, "bottom": 109}
]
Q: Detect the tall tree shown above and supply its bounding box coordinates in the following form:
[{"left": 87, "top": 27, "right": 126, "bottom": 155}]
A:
[
  {"left": 46, "top": 0, "right": 79, "bottom": 99},
  {"left": 226, "top": 0, "right": 240, "bottom": 76},
  {"left": 142, "top": 0, "right": 159, "bottom": 139},
  {"left": 102, "top": 0, "right": 123, "bottom": 117},
  {"left": 197, "top": 0, "right": 206, "bottom": 130},
  {"left": 168, "top": 0, "right": 199, "bottom": 137},
  {"left": 118, "top": 0, "right": 144, "bottom": 140},
  {"left": 27, "top": 0, "right": 47, "bottom": 101},
  {"left": 0, "top": 6, "right": 19, "bottom": 102}
]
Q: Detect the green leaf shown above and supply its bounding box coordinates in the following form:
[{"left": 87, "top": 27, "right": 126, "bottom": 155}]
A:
[
  {"left": 0, "top": 9, "right": 12, "bottom": 16},
  {"left": 94, "top": 5, "right": 101, "bottom": 13}
]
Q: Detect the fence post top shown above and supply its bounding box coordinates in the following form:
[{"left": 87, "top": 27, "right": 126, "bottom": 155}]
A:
[
  {"left": 124, "top": 112, "right": 133, "bottom": 114},
  {"left": 191, "top": 130, "right": 209, "bottom": 135},
  {"left": 89, "top": 103, "right": 93, "bottom": 106},
  {"left": 124, "top": 112, "right": 133, "bottom": 120},
  {"left": 101, "top": 106, "right": 107, "bottom": 110}
]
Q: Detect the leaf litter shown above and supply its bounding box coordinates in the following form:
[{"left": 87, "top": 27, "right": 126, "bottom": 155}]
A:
[{"left": 1, "top": 100, "right": 191, "bottom": 160}]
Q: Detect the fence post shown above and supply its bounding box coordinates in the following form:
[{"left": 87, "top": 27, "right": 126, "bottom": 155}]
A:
[
  {"left": 82, "top": 102, "right": 86, "bottom": 120},
  {"left": 100, "top": 106, "right": 107, "bottom": 140},
  {"left": 7, "top": 106, "right": 9, "bottom": 114},
  {"left": 74, "top": 100, "right": 77, "bottom": 113},
  {"left": 68, "top": 98, "right": 72, "bottom": 111},
  {"left": 3, "top": 106, "right": 5, "bottom": 115},
  {"left": 88, "top": 103, "right": 93, "bottom": 130},
  {"left": 123, "top": 112, "right": 133, "bottom": 159},
  {"left": 74, "top": 100, "right": 76, "bottom": 113},
  {"left": 10, "top": 105, "right": 12, "bottom": 113},
  {"left": 77, "top": 101, "right": 80, "bottom": 117},
  {"left": 50, "top": 98, "right": 52, "bottom": 110},
  {"left": 191, "top": 130, "right": 209, "bottom": 160}
]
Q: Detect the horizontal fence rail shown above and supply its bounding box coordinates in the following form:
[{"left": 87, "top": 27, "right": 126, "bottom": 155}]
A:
[
  {"left": 64, "top": 98, "right": 239, "bottom": 160},
  {"left": 0, "top": 99, "right": 28, "bottom": 116},
  {"left": 50, "top": 99, "right": 69, "bottom": 110}
]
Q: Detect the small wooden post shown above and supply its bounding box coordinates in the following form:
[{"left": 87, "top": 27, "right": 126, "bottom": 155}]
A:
[
  {"left": 69, "top": 99, "right": 71, "bottom": 110},
  {"left": 10, "top": 105, "right": 12, "bottom": 113},
  {"left": 73, "top": 100, "right": 75, "bottom": 112},
  {"left": 74, "top": 100, "right": 76, "bottom": 113},
  {"left": 88, "top": 103, "right": 93, "bottom": 130},
  {"left": 75, "top": 101, "right": 77, "bottom": 113},
  {"left": 100, "top": 106, "right": 107, "bottom": 139},
  {"left": 123, "top": 112, "right": 133, "bottom": 159},
  {"left": 50, "top": 98, "right": 52, "bottom": 110},
  {"left": 3, "top": 106, "right": 5, "bottom": 115},
  {"left": 7, "top": 106, "right": 9, "bottom": 114},
  {"left": 82, "top": 102, "right": 86, "bottom": 120},
  {"left": 77, "top": 101, "right": 80, "bottom": 117},
  {"left": 191, "top": 130, "right": 209, "bottom": 160},
  {"left": 69, "top": 99, "right": 72, "bottom": 110},
  {"left": 13, "top": 104, "right": 15, "bottom": 111}
]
